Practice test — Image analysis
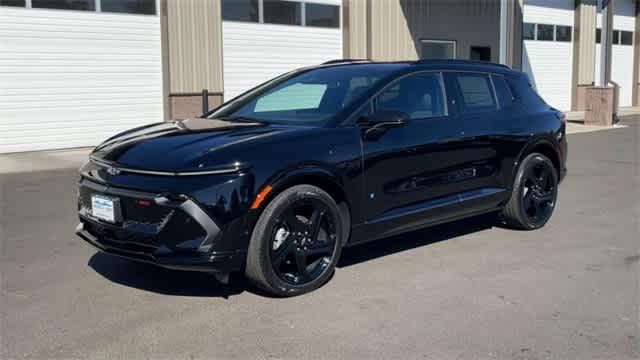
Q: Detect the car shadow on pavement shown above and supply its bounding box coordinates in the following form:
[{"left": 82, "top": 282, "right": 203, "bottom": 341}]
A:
[
  {"left": 338, "top": 213, "right": 496, "bottom": 268},
  {"left": 88, "top": 213, "right": 497, "bottom": 298},
  {"left": 88, "top": 253, "right": 247, "bottom": 298}
]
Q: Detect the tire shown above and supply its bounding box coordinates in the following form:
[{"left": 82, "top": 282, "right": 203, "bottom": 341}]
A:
[
  {"left": 502, "top": 153, "right": 559, "bottom": 230},
  {"left": 245, "top": 185, "right": 344, "bottom": 297}
]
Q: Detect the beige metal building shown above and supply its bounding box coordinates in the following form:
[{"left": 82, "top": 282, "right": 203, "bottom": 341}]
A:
[
  {"left": 1, "top": 0, "right": 638, "bottom": 152},
  {"left": 164, "top": 0, "right": 639, "bottom": 119}
]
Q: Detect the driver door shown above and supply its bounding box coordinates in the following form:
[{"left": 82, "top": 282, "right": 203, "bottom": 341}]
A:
[{"left": 355, "top": 71, "right": 467, "bottom": 241}]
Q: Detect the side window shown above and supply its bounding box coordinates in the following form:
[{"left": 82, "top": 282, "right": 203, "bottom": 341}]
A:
[
  {"left": 374, "top": 72, "right": 446, "bottom": 120},
  {"left": 491, "top": 75, "right": 514, "bottom": 108},
  {"left": 453, "top": 73, "right": 496, "bottom": 113}
]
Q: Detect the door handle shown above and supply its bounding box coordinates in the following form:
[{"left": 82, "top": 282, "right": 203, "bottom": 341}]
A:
[{"left": 437, "top": 137, "right": 459, "bottom": 145}]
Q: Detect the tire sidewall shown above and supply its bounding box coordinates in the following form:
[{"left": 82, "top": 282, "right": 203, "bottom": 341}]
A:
[
  {"left": 514, "top": 154, "right": 559, "bottom": 229},
  {"left": 249, "top": 185, "right": 344, "bottom": 296}
]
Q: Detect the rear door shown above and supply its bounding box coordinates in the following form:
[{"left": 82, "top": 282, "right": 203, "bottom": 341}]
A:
[{"left": 443, "top": 71, "right": 509, "bottom": 211}]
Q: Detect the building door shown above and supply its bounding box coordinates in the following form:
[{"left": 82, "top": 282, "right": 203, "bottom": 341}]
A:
[
  {"left": 0, "top": 4, "right": 163, "bottom": 153},
  {"left": 470, "top": 46, "right": 491, "bottom": 61}
]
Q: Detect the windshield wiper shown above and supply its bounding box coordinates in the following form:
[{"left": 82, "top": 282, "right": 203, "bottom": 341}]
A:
[{"left": 218, "top": 116, "right": 269, "bottom": 124}]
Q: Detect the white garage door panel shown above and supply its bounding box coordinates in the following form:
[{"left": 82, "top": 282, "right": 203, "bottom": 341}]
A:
[
  {"left": 0, "top": 8, "right": 163, "bottom": 153},
  {"left": 222, "top": 21, "right": 342, "bottom": 100},
  {"left": 595, "top": 45, "right": 634, "bottom": 107},
  {"left": 522, "top": 1, "right": 575, "bottom": 111},
  {"left": 595, "top": 0, "right": 635, "bottom": 108},
  {"left": 524, "top": 0, "right": 575, "bottom": 26},
  {"left": 523, "top": 41, "right": 574, "bottom": 111}
]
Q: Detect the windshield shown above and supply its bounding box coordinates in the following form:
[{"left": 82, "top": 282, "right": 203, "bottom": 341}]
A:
[{"left": 208, "top": 64, "right": 405, "bottom": 125}]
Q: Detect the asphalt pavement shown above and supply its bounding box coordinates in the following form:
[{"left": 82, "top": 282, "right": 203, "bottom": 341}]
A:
[{"left": 1, "top": 117, "right": 638, "bottom": 359}]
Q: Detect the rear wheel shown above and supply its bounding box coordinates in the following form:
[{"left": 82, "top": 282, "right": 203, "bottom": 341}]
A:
[
  {"left": 245, "top": 185, "right": 344, "bottom": 297},
  {"left": 502, "top": 153, "right": 558, "bottom": 230}
]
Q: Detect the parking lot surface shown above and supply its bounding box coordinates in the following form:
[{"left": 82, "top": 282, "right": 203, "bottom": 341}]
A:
[{"left": 1, "top": 118, "right": 638, "bottom": 359}]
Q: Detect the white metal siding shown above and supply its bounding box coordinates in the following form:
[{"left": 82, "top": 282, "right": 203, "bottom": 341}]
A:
[
  {"left": 522, "top": 0, "right": 575, "bottom": 111},
  {"left": 222, "top": 21, "right": 342, "bottom": 100},
  {"left": 596, "top": 0, "right": 635, "bottom": 107},
  {"left": 0, "top": 7, "right": 163, "bottom": 153}
]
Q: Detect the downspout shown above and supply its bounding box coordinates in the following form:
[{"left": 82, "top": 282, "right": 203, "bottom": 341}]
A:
[{"left": 499, "top": 0, "right": 508, "bottom": 65}]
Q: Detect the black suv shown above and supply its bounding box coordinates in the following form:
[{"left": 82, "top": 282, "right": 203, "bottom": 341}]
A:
[{"left": 76, "top": 60, "right": 567, "bottom": 296}]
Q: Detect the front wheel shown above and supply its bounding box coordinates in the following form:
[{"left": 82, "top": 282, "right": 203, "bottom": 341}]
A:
[
  {"left": 502, "top": 153, "right": 559, "bottom": 230},
  {"left": 245, "top": 185, "right": 344, "bottom": 297}
]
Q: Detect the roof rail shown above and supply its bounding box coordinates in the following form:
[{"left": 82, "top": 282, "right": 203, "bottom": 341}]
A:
[
  {"left": 322, "top": 59, "right": 371, "bottom": 65},
  {"left": 413, "top": 59, "right": 511, "bottom": 69}
]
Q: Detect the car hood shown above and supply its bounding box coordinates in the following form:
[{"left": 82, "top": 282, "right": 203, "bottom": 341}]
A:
[{"left": 91, "top": 118, "right": 295, "bottom": 172}]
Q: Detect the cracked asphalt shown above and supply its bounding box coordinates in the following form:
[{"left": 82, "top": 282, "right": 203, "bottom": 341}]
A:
[{"left": 1, "top": 117, "right": 638, "bottom": 359}]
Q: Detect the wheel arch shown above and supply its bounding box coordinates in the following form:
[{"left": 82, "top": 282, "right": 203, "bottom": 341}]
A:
[
  {"left": 514, "top": 138, "right": 562, "bottom": 182},
  {"left": 254, "top": 166, "right": 353, "bottom": 244}
]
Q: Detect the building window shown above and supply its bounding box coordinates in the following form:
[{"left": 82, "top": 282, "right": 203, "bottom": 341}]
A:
[
  {"left": 263, "top": 0, "right": 301, "bottom": 26},
  {"left": 0, "top": 0, "right": 25, "bottom": 6},
  {"left": 222, "top": 0, "right": 259, "bottom": 22},
  {"left": 555, "top": 25, "right": 572, "bottom": 42},
  {"left": 537, "top": 24, "right": 554, "bottom": 41},
  {"left": 596, "top": 28, "right": 601, "bottom": 44},
  {"left": 523, "top": 23, "right": 536, "bottom": 40},
  {"left": 32, "top": 0, "right": 95, "bottom": 10},
  {"left": 101, "top": 0, "right": 156, "bottom": 15},
  {"left": 305, "top": 3, "right": 339, "bottom": 28},
  {"left": 421, "top": 40, "right": 456, "bottom": 60},
  {"left": 620, "top": 31, "right": 633, "bottom": 46}
]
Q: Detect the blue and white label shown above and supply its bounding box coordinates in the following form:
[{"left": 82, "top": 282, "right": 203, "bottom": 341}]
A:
[{"left": 91, "top": 195, "right": 115, "bottom": 223}]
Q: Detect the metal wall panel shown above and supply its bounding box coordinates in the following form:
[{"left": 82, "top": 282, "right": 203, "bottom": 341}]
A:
[
  {"left": 166, "top": 0, "right": 224, "bottom": 94},
  {"left": 343, "top": 0, "right": 368, "bottom": 58},
  {"left": 344, "top": 0, "right": 501, "bottom": 62},
  {"left": 574, "top": 1, "right": 597, "bottom": 86}
]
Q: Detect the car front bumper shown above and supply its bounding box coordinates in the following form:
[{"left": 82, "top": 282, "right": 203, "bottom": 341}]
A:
[{"left": 76, "top": 178, "right": 246, "bottom": 273}]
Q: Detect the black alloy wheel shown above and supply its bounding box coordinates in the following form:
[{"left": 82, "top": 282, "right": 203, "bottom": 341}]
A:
[
  {"left": 503, "top": 153, "right": 558, "bottom": 230},
  {"left": 521, "top": 159, "right": 556, "bottom": 223},
  {"left": 245, "top": 185, "right": 344, "bottom": 296},
  {"left": 269, "top": 199, "right": 338, "bottom": 285}
]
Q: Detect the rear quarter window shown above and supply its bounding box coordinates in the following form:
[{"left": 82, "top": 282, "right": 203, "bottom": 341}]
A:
[
  {"left": 491, "top": 75, "right": 514, "bottom": 109},
  {"left": 505, "top": 74, "right": 548, "bottom": 107}
]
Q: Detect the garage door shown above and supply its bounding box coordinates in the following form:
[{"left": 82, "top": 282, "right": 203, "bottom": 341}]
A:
[
  {"left": 0, "top": 6, "right": 163, "bottom": 153},
  {"left": 222, "top": 0, "right": 342, "bottom": 100},
  {"left": 595, "top": 0, "right": 636, "bottom": 107},
  {"left": 522, "top": 0, "right": 575, "bottom": 111}
]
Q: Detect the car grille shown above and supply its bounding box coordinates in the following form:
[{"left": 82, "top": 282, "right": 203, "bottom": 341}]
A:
[
  {"left": 78, "top": 179, "right": 208, "bottom": 252},
  {"left": 78, "top": 183, "right": 173, "bottom": 234}
]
